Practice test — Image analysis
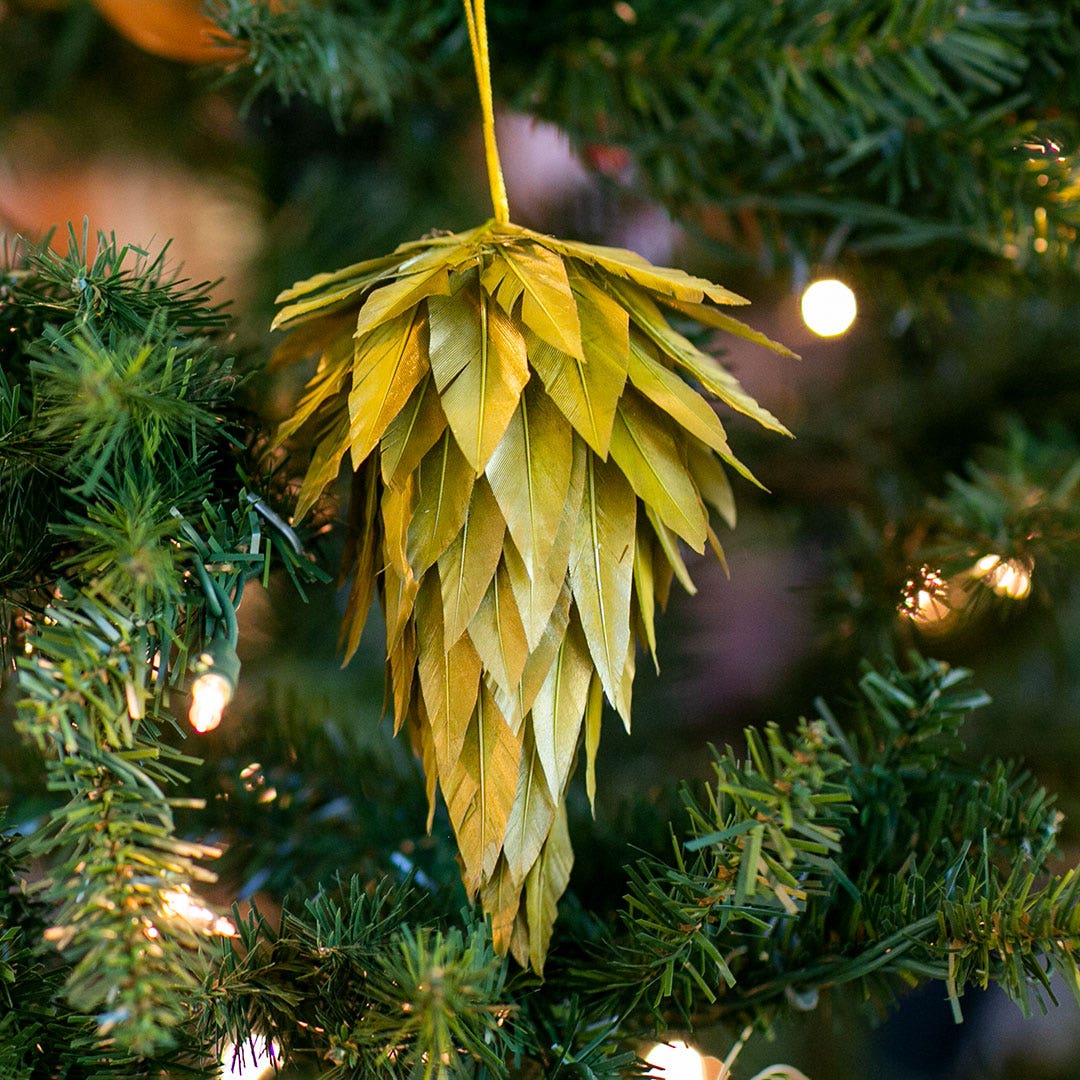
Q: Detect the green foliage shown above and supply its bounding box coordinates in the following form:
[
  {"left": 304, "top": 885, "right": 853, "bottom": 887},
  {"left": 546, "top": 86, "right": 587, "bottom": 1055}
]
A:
[
  {"left": 924, "top": 424, "right": 1080, "bottom": 579},
  {"left": 590, "top": 718, "right": 853, "bottom": 1023},
  {"left": 0, "top": 227, "right": 323, "bottom": 1057},
  {"left": 136, "top": 656, "right": 1080, "bottom": 1076},
  {"left": 823, "top": 424, "right": 1080, "bottom": 656},
  {"left": 212, "top": 0, "right": 460, "bottom": 126},
  {"left": 1, "top": 223, "right": 227, "bottom": 358},
  {"left": 565, "top": 656, "right": 1080, "bottom": 1038},
  {"left": 0, "top": 227, "right": 235, "bottom": 641},
  {"left": 211, "top": 0, "right": 1080, "bottom": 272},
  {"left": 0, "top": 809, "right": 194, "bottom": 1078},
  {"left": 203, "top": 878, "right": 512, "bottom": 1077},
  {"left": 198, "top": 873, "right": 651, "bottom": 1078},
  {"left": 32, "top": 327, "right": 232, "bottom": 498}
]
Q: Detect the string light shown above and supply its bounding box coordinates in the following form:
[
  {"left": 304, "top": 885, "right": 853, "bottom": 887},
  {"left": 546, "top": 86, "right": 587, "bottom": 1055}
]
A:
[
  {"left": 800, "top": 278, "right": 857, "bottom": 337},
  {"left": 645, "top": 1040, "right": 705, "bottom": 1079},
  {"left": 160, "top": 887, "right": 237, "bottom": 937},
  {"left": 189, "top": 671, "right": 232, "bottom": 733},
  {"left": 899, "top": 565, "right": 955, "bottom": 630},
  {"left": 221, "top": 1038, "right": 278, "bottom": 1080},
  {"left": 188, "top": 633, "right": 241, "bottom": 733},
  {"left": 972, "top": 554, "right": 1034, "bottom": 600}
]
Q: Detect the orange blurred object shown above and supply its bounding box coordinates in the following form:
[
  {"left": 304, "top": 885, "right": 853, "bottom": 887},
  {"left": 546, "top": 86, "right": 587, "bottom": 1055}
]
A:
[{"left": 91, "top": 0, "right": 247, "bottom": 64}]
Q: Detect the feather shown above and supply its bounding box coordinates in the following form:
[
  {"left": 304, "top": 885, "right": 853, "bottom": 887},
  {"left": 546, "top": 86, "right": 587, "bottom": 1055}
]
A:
[
  {"left": 293, "top": 410, "right": 350, "bottom": 521},
  {"left": 613, "top": 280, "right": 793, "bottom": 436},
  {"left": 493, "top": 578, "right": 572, "bottom": 728},
  {"left": 456, "top": 682, "right": 522, "bottom": 888},
  {"left": 272, "top": 253, "right": 403, "bottom": 328},
  {"left": 481, "top": 855, "right": 523, "bottom": 956},
  {"left": 387, "top": 619, "right": 416, "bottom": 734},
  {"left": 466, "top": 560, "right": 529, "bottom": 707},
  {"left": 686, "top": 437, "right": 738, "bottom": 528},
  {"left": 354, "top": 264, "right": 451, "bottom": 338},
  {"left": 379, "top": 373, "right": 447, "bottom": 489},
  {"left": 274, "top": 332, "right": 352, "bottom": 443},
  {"left": 541, "top": 234, "right": 749, "bottom": 306},
  {"left": 339, "top": 459, "right": 381, "bottom": 663},
  {"left": 659, "top": 294, "right": 799, "bottom": 357},
  {"left": 609, "top": 389, "right": 708, "bottom": 551},
  {"left": 531, "top": 606, "right": 593, "bottom": 800},
  {"left": 503, "top": 719, "right": 557, "bottom": 885},
  {"left": 632, "top": 523, "right": 658, "bottom": 671},
  {"left": 645, "top": 505, "right": 697, "bottom": 596},
  {"left": 485, "top": 378, "right": 573, "bottom": 580},
  {"left": 569, "top": 268, "right": 631, "bottom": 373},
  {"left": 526, "top": 329, "right": 625, "bottom": 457},
  {"left": 416, "top": 573, "right": 483, "bottom": 783},
  {"left": 380, "top": 480, "right": 419, "bottom": 649},
  {"left": 497, "top": 242, "right": 584, "bottom": 359},
  {"left": 522, "top": 801, "right": 574, "bottom": 975},
  {"left": 569, "top": 453, "right": 636, "bottom": 722},
  {"left": 438, "top": 476, "right": 506, "bottom": 646},
  {"left": 347, "top": 306, "right": 428, "bottom": 469},
  {"left": 428, "top": 273, "right": 482, "bottom": 392},
  {"left": 439, "top": 290, "right": 530, "bottom": 472},
  {"left": 626, "top": 333, "right": 758, "bottom": 485},
  {"left": 584, "top": 671, "right": 603, "bottom": 815},
  {"left": 497, "top": 428, "right": 584, "bottom": 652},
  {"left": 405, "top": 430, "right": 476, "bottom": 576}
]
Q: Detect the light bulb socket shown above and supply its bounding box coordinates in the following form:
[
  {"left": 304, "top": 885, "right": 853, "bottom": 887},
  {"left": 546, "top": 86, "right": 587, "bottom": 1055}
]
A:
[{"left": 193, "top": 633, "right": 241, "bottom": 696}]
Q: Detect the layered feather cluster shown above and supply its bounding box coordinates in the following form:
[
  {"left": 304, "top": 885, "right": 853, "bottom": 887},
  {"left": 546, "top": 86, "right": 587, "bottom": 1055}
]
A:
[{"left": 272, "top": 220, "right": 793, "bottom": 970}]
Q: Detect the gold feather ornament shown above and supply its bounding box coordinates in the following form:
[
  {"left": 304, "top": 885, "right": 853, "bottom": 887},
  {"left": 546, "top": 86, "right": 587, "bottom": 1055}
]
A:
[{"left": 271, "top": 0, "right": 795, "bottom": 972}]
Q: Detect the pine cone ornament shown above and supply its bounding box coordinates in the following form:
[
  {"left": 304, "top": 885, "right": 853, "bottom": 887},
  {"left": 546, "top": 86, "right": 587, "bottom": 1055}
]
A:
[{"left": 272, "top": 219, "right": 794, "bottom": 970}]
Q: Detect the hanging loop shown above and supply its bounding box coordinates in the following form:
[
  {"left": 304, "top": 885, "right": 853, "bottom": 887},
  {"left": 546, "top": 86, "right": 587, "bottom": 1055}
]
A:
[{"left": 463, "top": 0, "right": 510, "bottom": 224}]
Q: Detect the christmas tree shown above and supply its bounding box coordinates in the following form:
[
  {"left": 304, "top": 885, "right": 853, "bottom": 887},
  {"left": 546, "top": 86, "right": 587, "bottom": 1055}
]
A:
[{"left": 2, "top": 2, "right": 1080, "bottom": 1077}]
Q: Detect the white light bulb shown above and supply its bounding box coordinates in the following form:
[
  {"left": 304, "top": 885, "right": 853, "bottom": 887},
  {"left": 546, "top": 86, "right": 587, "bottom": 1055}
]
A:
[
  {"left": 800, "top": 278, "right": 857, "bottom": 337},
  {"left": 160, "top": 887, "right": 237, "bottom": 938},
  {"left": 972, "top": 554, "right": 1033, "bottom": 600},
  {"left": 221, "top": 1038, "right": 277, "bottom": 1080},
  {"left": 188, "top": 671, "right": 232, "bottom": 733},
  {"left": 645, "top": 1040, "right": 705, "bottom": 1079}
]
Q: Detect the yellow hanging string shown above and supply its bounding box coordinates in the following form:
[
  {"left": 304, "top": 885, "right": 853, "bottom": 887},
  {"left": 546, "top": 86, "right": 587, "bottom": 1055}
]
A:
[{"left": 463, "top": 0, "right": 510, "bottom": 224}]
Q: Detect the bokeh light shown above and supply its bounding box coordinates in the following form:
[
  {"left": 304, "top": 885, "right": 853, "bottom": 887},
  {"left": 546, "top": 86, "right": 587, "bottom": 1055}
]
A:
[
  {"left": 801, "top": 278, "right": 858, "bottom": 337},
  {"left": 972, "top": 554, "right": 1033, "bottom": 600},
  {"left": 645, "top": 1040, "right": 705, "bottom": 1079},
  {"left": 188, "top": 671, "right": 232, "bottom": 733},
  {"left": 221, "top": 1038, "right": 277, "bottom": 1080}
]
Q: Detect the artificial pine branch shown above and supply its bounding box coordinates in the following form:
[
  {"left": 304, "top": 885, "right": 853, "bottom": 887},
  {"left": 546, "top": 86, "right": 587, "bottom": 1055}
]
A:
[
  {"left": 1, "top": 224, "right": 227, "bottom": 356},
  {"left": 200, "top": 877, "right": 514, "bottom": 1077},
  {"left": 822, "top": 423, "right": 1080, "bottom": 654},
  {"left": 211, "top": 0, "right": 460, "bottom": 126},
  {"left": 1, "top": 227, "right": 324, "bottom": 1055},
  {"left": 566, "top": 656, "right": 1080, "bottom": 1036},
  {"left": 211, "top": 0, "right": 1080, "bottom": 271},
  {"left": 920, "top": 424, "right": 1080, "bottom": 583}
]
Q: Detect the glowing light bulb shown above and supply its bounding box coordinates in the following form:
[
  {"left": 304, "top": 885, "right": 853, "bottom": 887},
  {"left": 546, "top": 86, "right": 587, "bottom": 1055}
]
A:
[
  {"left": 188, "top": 671, "right": 232, "bottom": 733},
  {"left": 800, "top": 278, "right": 857, "bottom": 337},
  {"left": 221, "top": 1038, "right": 277, "bottom": 1080},
  {"left": 899, "top": 566, "right": 956, "bottom": 631},
  {"left": 160, "top": 887, "right": 237, "bottom": 937},
  {"left": 972, "top": 554, "right": 1033, "bottom": 600},
  {"left": 645, "top": 1040, "right": 705, "bottom": 1079}
]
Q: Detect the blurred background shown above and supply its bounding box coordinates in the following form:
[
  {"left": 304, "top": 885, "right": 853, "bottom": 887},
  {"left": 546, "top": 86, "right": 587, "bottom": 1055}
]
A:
[{"left": 2, "top": 2, "right": 1080, "bottom": 1077}]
